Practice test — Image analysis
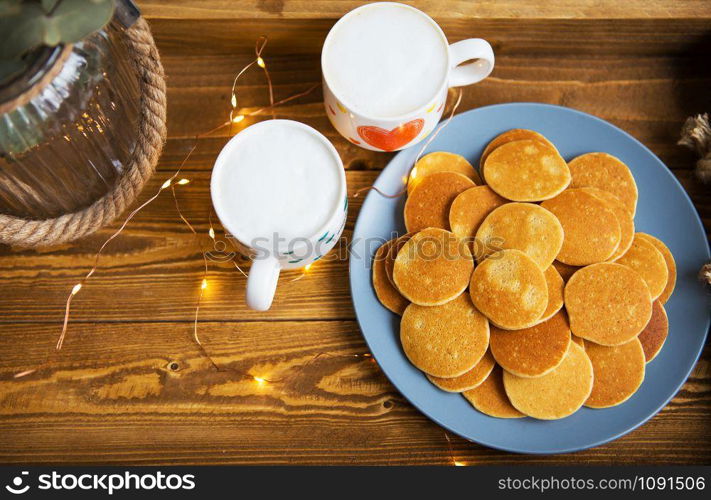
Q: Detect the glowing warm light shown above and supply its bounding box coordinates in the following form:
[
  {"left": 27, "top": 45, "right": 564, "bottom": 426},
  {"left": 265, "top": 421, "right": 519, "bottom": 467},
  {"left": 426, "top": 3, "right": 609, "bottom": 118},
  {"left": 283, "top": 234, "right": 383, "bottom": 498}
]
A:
[
  {"left": 208, "top": 228, "right": 215, "bottom": 239},
  {"left": 253, "top": 376, "right": 266, "bottom": 385},
  {"left": 230, "top": 94, "right": 237, "bottom": 107},
  {"left": 177, "top": 178, "right": 190, "bottom": 185},
  {"left": 161, "top": 179, "right": 172, "bottom": 189},
  {"left": 256, "top": 57, "right": 265, "bottom": 68},
  {"left": 71, "top": 284, "right": 82, "bottom": 295},
  {"left": 304, "top": 263, "right": 313, "bottom": 272},
  {"left": 410, "top": 167, "right": 418, "bottom": 178},
  {"left": 232, "top": 114, "right": 245, "bottom": 124},
  {"left": 201, "top": 279, "right": 208, "bottom": 290},
  {"left": 454, "top": 461, "right": 465, "bottom": 466}
]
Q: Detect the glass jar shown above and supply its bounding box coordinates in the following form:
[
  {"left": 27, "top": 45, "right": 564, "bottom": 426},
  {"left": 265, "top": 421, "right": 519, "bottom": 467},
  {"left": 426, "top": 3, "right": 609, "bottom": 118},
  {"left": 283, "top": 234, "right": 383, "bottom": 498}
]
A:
[{"left": 0, "top": 17, "right": 140, "bottom": 219}]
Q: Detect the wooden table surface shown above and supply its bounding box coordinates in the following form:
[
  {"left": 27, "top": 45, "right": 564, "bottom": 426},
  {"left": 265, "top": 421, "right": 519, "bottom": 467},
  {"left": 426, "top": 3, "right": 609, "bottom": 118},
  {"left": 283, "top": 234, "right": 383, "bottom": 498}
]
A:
[{"left": 1, "top": 0, "right": 710, "bottom": 465}]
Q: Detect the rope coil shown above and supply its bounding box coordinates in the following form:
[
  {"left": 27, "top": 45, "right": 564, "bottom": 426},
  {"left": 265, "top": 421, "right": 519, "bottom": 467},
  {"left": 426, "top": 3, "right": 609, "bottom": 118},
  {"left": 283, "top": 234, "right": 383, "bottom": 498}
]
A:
[{"left": 0, "top": 18, "right": 167, "bottom": 248}]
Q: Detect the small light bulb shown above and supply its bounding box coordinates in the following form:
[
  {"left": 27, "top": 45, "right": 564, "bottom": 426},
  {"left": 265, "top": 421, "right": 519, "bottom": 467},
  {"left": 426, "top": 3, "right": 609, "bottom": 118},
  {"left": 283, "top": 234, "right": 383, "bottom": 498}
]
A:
[
  {"left": 208, "top": 228, "right": 215, "bottom": 239},
  {"left": 454, "top": 461, "right": 465, "bottom": 467},
  {"left": 232, "top": 115, "right": 245, "bottom": 124},
  {"left": 230, "top": 94, "right": 237, "bottom": 107},
  {"left": 71, "top": 283, "right": 82, "bottom": 295},
  {"left": 253, "top": 376, "right": 266, "bottom": 385},
  {"left": 201, "top": 279, "right": 208, "bottom": 290},
  {"left": 256, "top": 57, "right": 265, "bottom": 68},
  {"left": 161, "top": 179, "right": 172, "bottom": 189},
  {"left": 304, "top": 263, "right": 313, "bottom": 272},
  {"left": 177, "top": 178, "right": 190, "bottom": 185}
]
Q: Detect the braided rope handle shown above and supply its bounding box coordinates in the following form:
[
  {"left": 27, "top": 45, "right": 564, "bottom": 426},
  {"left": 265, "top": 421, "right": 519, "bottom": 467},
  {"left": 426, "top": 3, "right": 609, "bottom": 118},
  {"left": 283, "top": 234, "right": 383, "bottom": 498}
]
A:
[{"left": 0, "top": 18, "right": 167, "bottom": 248}]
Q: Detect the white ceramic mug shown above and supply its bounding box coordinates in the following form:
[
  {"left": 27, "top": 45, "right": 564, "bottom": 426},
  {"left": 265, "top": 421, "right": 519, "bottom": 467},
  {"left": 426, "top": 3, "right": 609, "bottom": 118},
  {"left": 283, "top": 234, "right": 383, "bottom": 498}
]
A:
[
  {"left": 211, "top": 120, "right": 348, "bottom": 311},
  {"left": 321, "top": 2, "right": 495, "bottom": 152}
]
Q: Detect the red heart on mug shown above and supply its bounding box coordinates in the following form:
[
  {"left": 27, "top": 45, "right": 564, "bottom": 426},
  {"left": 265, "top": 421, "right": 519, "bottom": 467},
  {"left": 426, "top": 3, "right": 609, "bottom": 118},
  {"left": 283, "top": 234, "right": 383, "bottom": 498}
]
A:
[{"left": 357, "top": 119, "right": 424, "bottom": 151}]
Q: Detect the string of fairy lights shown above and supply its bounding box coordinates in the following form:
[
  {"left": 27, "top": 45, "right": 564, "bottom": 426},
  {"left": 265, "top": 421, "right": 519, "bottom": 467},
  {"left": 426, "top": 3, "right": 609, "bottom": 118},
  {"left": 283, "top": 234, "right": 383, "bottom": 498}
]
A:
[{"left": 11, "top": 35, "right": 468, "bottom": 466}]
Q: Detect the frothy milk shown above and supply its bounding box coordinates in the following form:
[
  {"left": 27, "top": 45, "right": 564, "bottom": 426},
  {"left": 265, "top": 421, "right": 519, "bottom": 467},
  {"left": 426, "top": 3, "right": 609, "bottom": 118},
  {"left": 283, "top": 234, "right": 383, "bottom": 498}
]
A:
[
  {"left": 212, "top": 120, "right": 343, "bottom": 246},
  {"left": 323, "top": 3, "right": 448, "bottom": 118}
]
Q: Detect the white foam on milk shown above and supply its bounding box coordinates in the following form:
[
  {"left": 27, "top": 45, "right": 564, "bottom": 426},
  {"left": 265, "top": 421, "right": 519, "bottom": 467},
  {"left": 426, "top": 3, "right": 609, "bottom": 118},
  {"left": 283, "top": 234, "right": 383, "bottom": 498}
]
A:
[
  {"left": 215, "top": 122, "right": 342, "bottom": 245},
  {"left": 323, "top": 3, "right": 448, "bottom": 118}
]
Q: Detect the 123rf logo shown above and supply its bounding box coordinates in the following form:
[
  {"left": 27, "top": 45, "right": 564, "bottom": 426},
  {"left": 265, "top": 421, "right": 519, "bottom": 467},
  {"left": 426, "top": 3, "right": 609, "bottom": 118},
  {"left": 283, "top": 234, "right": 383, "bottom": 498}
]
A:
[{"left": 4, "top": 470, "right": 196, "bottom": 495}]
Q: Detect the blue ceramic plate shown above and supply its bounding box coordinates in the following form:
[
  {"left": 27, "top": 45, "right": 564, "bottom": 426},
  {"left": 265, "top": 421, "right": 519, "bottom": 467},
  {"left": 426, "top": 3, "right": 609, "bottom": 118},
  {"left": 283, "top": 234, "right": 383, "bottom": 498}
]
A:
[{"left": 349, "top": 103, "right": 710, "bottom": 454}]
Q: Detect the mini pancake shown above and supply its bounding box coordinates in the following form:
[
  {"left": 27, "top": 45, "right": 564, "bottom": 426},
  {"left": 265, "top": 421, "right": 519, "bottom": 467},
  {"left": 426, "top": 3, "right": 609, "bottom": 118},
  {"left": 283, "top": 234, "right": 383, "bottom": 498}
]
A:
[
  {"left": 581, "top": 187, "right": 635, "bottom": 261},
  {"left": 584, "top": 338, "right": 646, "bottom": 408},
  {"left": 539, "top": 265, "right": 564, "bottom": 322},
  {"left": 553, "top": 260, "right": 580, "bottom": 283},
  {"left": 565, "top": 262, "right": 652, "bottom": 346},
  {"left": 616, "top": 234, "right": 668, "bottom": 301},
  {"left": 427, "top": 350, "right": 496, "bottom": 392},
  {"left": 490, "top": 311, "right": 571, "bottom": 378},
  {"left": 400, "top": 294, "right": 489, "bottom": 378},
  {"left": 479, "top": 129, "right": 558, "bottom": 169},
  {"left": 385, "top": 232, "right": 413, "bottom": 286},
  {"left": 541, "top": 189, "right": 621, "bottom": 266},
  {"left": 372, "top": 239, "right": 409, "bottom": 315},
  {"left": 469, "top": 249, "right": 548, "bottom": 330},
  {"left": 408, "top": 151, "right": 482, "bottom": 194},
  {"left": 393, "top": 228, "right": 474, "bottom": 306},
  {"left": 483, "top": 139, "right": 571, "bottom": 202},
  {"left": 503, "top": 342, "right": 593, "bottom": 420},
  {"left": 448, "top": 186, "right": 507, "bottom": 246},
  {"left": 638, "top": 300, "right": 669, "bottom": 362},
  {"left": 475, "top": 203, "right": 564, "bottom": 270},
  {"left": 637, "top": 233, "right": 676, "bottom": 304},
  {"left": 404, "top": 172, "right": 475, "bottom": 233},
  {"left": 463, "top": 365, "right": 525, "bottom": 419},
  {"left": 568, "top": 152, "right": 638, "bottom": 215}
]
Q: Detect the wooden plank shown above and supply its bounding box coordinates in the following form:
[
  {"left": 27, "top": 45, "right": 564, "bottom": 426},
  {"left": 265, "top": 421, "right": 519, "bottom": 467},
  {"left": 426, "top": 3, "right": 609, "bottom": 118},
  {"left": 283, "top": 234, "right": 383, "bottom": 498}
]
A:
[
  {"left": 1, "top": 321, "right": 709, "bottom": 465},
  {"left": 147, "top": 17, "right": 711, "bottom": 58},
  {"left": 139, "top": 1, "right": 711, "bottom": 20},
  {"left": 0, "top": 169, "right": 708, "bottom": 325}
]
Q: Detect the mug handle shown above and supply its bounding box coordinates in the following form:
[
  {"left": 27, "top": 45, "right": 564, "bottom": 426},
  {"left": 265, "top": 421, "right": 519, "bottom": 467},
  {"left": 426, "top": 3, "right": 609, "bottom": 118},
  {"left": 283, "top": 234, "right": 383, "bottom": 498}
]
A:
[
  {"left": 448, "top": 39, "right": 495, "bottom": 88},
  {"left": 246, "top": 256, "right": 281, "bottom": 311}
]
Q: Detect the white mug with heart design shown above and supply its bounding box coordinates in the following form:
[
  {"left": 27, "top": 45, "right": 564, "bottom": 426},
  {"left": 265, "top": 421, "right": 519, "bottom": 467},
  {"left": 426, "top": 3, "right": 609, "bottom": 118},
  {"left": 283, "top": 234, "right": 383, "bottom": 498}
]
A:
[{"left": 321, "top": 2, "right": 495, "bottom": 152}]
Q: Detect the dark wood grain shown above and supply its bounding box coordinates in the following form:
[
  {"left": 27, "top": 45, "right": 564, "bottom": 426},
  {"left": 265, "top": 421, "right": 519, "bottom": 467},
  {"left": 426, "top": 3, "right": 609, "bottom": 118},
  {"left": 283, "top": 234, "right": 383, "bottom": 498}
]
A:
[{"left": 0, "top": 0, "right": 710, "bottom": 465}]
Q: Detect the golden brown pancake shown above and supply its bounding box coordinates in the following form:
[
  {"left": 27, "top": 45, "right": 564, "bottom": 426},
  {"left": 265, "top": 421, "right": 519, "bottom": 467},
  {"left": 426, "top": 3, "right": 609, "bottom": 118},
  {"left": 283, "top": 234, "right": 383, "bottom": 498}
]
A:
[
  {"left": 475, "top": 203, "right": 564, "bottom": 271},
  {"left": 400, "top": 294, "right": 490, "bottom": 378},
  {"left": 584, "top": 338, "right": 646, "bottom": 408},
  {"left": 385, "top": 232, "right": 413, "bottom": 286},
  {"left": 479, "top": 129, "right": 558, "bottom": 169},
  {"left": 581, "top": 187, "right": 635, "bottom": 261},
  {"left": 638, "top": 300, "right": 669, "bottom": 362},
  {"left": 483, "top": 139, "right": 570, "bottom": 202},
  {"left": 553, "top": 260, "right": 580, "bottom": 283},
  {"left": 637, "top": 233, "right": 676, "bottom": 304},
  {"left": 427, "top": 350, "right": 496, "bottom": 392},
  {"left": 541, "top": 189, "right": 621, "bottom": 266},
  {"left": 503, "top": 342, "right": 593, "bottom": 420},
  {"left": 448, "top": 186, "right": 507, "bottom": 247},
  {"left": 616, "top": 234, "right": 668, "bottom": 301},
  {"left": 565, "top": 262, "right": 652, "bottom": 346},
  {"left": 463, "top": 365, "right": 525, "bottom": 419},
  {"left": 372, "top": 239, "right": 409, "bottom": 315},
  {"left": 404, "top": 172, "right": 475, "bottom": 233},
  {"left": 469, "top": 249, "right": 548, "bottom": 330},
  {"left": 490, "top": 311, "right": 571, "bottom": 378},
  {"left": 393, "top": 228, "right": 474, "bottom": 306},
  {"left": 408, "top": 151, "right": 482, "bottom": 194},
  {"left": 568, "top": 152, "right": 638, "bottom": 215},
  {"left": 539, "top": 265, "right": 564, "bottom": 322}
]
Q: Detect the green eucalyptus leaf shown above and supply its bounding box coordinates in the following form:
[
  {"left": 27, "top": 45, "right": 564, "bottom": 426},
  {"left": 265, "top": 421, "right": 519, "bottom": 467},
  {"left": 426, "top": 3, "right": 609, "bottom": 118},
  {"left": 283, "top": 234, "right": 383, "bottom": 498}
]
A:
[
  {"left": 40, "top": 0, "right": 61, "bottom": 14},
  {"left": 0, "top": 0, "right": 23, "bottom": 17},
  {"left": 0, "top": 2, "right": 45, "bottom": 59},
  {"left": 42, "top": 0, "right": 115, "bottom": 45}
]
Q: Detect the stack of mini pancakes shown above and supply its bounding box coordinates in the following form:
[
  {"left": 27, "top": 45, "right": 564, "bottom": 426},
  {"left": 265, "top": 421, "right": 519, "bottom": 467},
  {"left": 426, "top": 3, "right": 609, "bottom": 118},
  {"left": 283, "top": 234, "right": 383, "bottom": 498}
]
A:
[{"left": 372, "top": 130, "right": 676, "bottom": 420}]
